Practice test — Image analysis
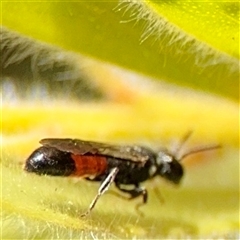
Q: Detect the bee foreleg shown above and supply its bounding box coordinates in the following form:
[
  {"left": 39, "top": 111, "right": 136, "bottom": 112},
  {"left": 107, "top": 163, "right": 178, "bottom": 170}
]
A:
[
  {"left": 115, "top": 183, "right": 148, "bottom": 203},
  {"left": 115, "top": 183, "right": 148, "bottom": 216}
]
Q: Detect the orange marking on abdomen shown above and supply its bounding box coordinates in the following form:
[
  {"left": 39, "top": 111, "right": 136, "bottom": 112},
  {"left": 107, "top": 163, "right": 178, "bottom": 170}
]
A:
[{"left": 70, "top": 154, "right": 108, "bottom": 177}]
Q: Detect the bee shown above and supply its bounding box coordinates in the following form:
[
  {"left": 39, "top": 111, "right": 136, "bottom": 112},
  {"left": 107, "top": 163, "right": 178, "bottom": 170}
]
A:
[{"left": 24, "top": 132, "right": 220, "bottom": 216}]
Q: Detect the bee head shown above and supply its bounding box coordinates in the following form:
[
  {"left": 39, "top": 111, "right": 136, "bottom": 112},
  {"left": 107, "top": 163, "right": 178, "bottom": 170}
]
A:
[
  {"left": 156, "top": 142, "right": 221, "bottom": 185},
  {"left": 156, "top": 152, "right": 184, "bottom": 184}
]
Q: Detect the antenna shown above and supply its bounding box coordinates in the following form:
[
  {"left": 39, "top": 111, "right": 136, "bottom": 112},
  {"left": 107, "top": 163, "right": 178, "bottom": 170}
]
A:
[
  {"left": 179, "top": 144, "right": 222, "bottom": 161},
  {"left": 173, "top": 130, "right": 193, "bottom": 157}
]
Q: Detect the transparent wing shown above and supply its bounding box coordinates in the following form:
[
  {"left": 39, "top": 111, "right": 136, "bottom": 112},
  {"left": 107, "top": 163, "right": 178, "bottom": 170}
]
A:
[{"left": 40, "top": 138, "right": 152, "bottom": 163}]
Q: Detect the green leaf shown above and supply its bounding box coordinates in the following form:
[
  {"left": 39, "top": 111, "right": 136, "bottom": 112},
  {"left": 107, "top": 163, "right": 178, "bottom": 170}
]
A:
[
  {"left": 2, "top": 1, "right": 239, "bottom": 100},
  {"left": 2, "top": 100, "right": 239, "bottom": 238}
]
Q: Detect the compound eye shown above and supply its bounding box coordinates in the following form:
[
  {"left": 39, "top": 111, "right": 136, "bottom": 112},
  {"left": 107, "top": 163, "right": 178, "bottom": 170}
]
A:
[{"left": 165, "top": 160, "right": 184, "bottom": 184}]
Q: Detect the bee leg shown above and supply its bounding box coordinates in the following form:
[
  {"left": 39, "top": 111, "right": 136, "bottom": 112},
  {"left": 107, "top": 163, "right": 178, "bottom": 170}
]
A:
[
  {"left": 115, "top": 183, "right": 148, "bottom": 216},
  {"left": 116, "top": 183, "right": 148, "bottom": 203},
  {"left": 81, "top": 167, "right": 119, "bottom": 217}
]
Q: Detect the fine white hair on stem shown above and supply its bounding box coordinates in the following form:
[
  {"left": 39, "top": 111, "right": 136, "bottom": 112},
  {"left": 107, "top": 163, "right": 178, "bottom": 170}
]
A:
[{"left": 114, "top": 0, "right": 238, "bottom": 73}]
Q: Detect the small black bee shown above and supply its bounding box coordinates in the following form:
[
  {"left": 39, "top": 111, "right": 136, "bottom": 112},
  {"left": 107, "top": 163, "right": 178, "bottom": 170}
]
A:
[{"left": 24, "top": 132, "right": 220, "bottom": 216}]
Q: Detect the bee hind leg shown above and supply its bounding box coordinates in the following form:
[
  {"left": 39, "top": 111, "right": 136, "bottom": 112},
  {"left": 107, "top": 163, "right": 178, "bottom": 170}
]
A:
[{"left": 81, "top": 167, "right": 119, "bottom": 217}]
